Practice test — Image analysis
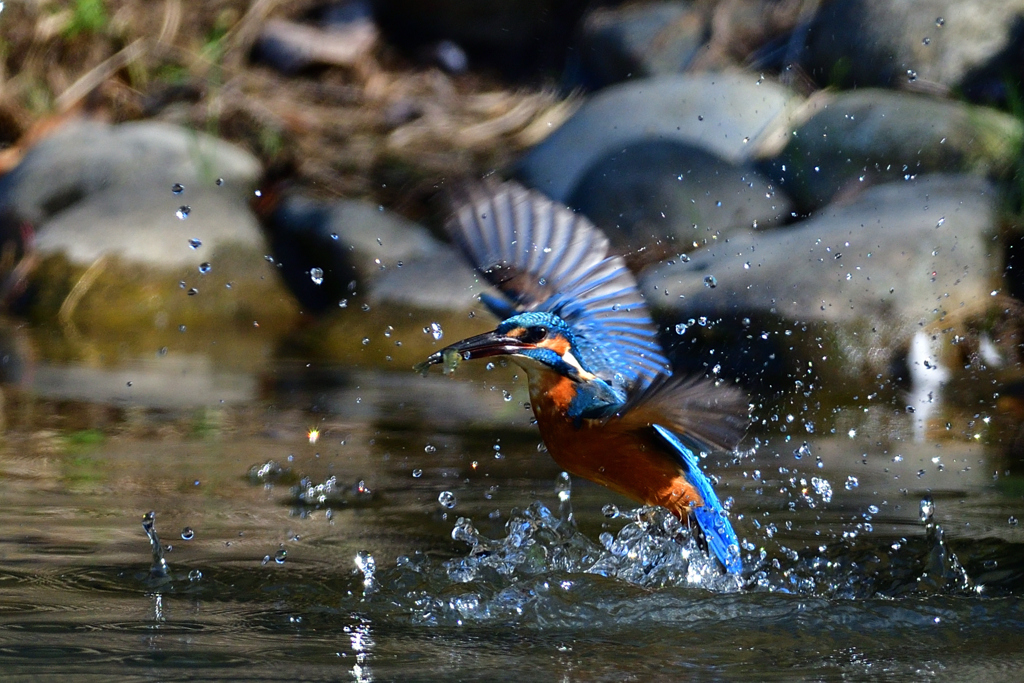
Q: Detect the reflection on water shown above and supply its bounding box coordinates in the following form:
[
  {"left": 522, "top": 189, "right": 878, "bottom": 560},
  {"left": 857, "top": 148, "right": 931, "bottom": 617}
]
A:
[{"left": 0, "top": 354, "right": 1021, "bottom": 679}]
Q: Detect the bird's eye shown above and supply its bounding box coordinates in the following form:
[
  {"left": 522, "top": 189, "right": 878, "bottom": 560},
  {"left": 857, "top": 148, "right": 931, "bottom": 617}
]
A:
[{"left": 521, "top": 326, "right": 548, "bottom": 344}]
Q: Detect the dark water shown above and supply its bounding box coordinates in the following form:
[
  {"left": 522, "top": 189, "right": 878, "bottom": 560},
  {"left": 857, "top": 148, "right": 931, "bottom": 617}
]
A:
[{"left": 0, "top": 348, "right": 1022, "bottom": 681}]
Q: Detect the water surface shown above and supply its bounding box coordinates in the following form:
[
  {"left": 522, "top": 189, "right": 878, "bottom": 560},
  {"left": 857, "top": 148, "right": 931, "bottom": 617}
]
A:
[{"left": 0, "top": 350, "right": 1022, "bottom": 681}]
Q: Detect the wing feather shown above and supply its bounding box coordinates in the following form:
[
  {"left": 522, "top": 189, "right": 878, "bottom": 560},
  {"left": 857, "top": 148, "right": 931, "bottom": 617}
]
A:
[
  {"left": 446, "top": 180, "right": 669, "bottom": 391},
  {"left": 620, "top": 375, "right": 749, "bottom": 452}
]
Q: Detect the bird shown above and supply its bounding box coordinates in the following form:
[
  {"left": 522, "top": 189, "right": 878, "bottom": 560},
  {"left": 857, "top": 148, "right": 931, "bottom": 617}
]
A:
[{"left": 418, "top": 180, "right": 748, "bottom": 574}]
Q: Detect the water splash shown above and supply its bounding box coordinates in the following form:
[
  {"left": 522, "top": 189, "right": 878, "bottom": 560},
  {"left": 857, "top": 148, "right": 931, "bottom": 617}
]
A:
[
  {"left": 356, "top": 474, "right": 744, "bottom": 626},
  {"left": 142, "top": 511, "right": 168, "bottom": 580},
  {"left": 289, "top": 475, "right": 375, "bottom": 509},
  {"left": 355, "top": 550, "right": 377, "bottom": 594},
  {"left": 749, "top": 497, "right": 973, "bottom": 598}
]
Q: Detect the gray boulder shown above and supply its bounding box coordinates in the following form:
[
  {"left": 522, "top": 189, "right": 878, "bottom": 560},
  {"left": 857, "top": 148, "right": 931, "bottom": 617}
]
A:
[
  {"left": 368, "top": 244, "right": 482, "bottom": 310},
  {"left": 756, "top": 89, "right": 1021, "bottom": 211},
  {"left": 641, "top": 175, "right": 1000, "bottom": 378},
  {"left": 569, "top": 140, "right": 791, "bottom": 251},
  {"left": 800, "top": 0, "right": 1024, "bottom": 100},
  {"left": 0, "top": 119, "right": 299, "bottom": 337},
  {"left": 263, "top": 193, "right": 444, "bottom": 313},
  {"left": 0, "top": 119, "right": 263, "bottom": 267},
  {"left": 573, "top": 2, "right": 704, "bottom": 89},
  {"left": 518, "top": 72, "right": 800, "bottom": 202}
]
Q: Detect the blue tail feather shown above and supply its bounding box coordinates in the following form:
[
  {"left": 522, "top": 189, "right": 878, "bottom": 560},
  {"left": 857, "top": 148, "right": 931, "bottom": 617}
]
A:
[{"left": 652, "top": 424, "right": 742, "bottom": 575}]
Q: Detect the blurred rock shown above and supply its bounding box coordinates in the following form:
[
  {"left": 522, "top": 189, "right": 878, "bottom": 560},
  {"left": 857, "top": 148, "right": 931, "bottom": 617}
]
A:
[
  {"left": 755, "top": 89, "right": 1021, "bottom": 211},
  {"left": 800, "top": 0, "right": 1024, "bottom": 102},
  {"left": 571, "top": 2, "right": 705, "bottom": 89},
  {"left": 429, "top": 39, "right": 470, "bottom": 74},
  {"left": 253, "top": 10, "right": 378, "bottom": 75},
  {"left": 0, "top": 118, "right": 297, "bottom": 339},
  {"left": 259, "top": 192, "right": 452, "bottom": 313},
  {"left": 368, "top": 243, "right": 480, "bottom": 309},
  {"left": 518, "top": 72, "right": 799, "bottom": 202},
  {"left": 0, "top": 119, "right": 262, "bottom": 266},
  {"left": 0, "top": 320, "right": 31, "bottom": 386},
  {"left": 371, "top": 0, "right": 587, "bottom": 75},
  {"left": 641, "top": 175, "right": 1000, "bottom": 382},
  {"left": 569, "top": 140, "right": 791, "bottom": 251}
]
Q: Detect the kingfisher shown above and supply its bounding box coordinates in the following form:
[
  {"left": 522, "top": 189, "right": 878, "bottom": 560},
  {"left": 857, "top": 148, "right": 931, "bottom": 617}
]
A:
[{"left": 419, "top": 181, "right": 748, "bottom": 574}]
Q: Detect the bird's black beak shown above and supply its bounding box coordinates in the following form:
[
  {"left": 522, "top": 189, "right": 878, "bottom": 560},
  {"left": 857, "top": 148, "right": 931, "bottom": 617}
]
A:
[{"left": 418, "top": 329, "right": 532, "bottom": 371}]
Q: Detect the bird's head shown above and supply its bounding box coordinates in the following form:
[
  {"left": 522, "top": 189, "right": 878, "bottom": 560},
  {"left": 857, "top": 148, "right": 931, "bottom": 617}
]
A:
[{"left": 422, "top": 311, "right": 597, "bottom": 382}]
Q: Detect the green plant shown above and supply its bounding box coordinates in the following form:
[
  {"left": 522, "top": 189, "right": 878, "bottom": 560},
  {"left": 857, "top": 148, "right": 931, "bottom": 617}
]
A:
[
  {"left": 1004, "top": 77, "right": 1024, "bottom": 219},
  {"left": 62, "top": 0, "right": 108, "bottom": 39}
]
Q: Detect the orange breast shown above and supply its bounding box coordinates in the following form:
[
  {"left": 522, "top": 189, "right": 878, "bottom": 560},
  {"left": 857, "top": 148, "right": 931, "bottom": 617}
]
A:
[{"left": 529, "top": 374, "right": 702, "bottom": 517}]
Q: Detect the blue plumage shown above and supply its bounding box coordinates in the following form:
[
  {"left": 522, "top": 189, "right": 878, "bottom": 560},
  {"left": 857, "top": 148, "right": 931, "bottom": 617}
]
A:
[{"left": 653, "top": 425, "right": 742, "bottom": 574}]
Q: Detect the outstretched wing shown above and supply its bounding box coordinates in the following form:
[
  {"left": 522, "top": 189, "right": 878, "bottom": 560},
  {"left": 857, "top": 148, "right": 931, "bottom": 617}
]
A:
[
  {"left": 621, "top": 374, "right": 749, "bottom": 452},
  {"left": 446, "top": 180, "right": 669, "bottom": 392},
  {"left": 652, "top": 424, "right": 742, "bottom": 575}
]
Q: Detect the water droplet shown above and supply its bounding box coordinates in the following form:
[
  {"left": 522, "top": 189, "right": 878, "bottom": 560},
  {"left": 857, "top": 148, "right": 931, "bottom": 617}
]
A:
[
  {"left": 187, "top": 288, "right": 198, "bottom": 296},
  {"left": 1010, "top": 516, "right": 1019, "bottom": 526},
  {"left": 919, "top": 497, "right": 935, "bottom": 523},
  {"left": 198, "top": 262, "right": 211, "bottom": 274},
  {"left": 188, "top": 569, "right": 202, "bottom": 581},
  {"left": 216, "top": 177, "right": 224, "bottom": 186},
  {"left": 868, "top": 504, "right": 879, "bottom": 514},
  {"left": 922, "top": 36, "right": 931, "bottom": 45},
  {"left": 935, "top": 17, "right": 944, "bottom": 27},
  {"left": 355, "top": 550, "right": 376, "bottom": 587},
  {"left": 426, "top": 322, "right": 443, "bottom": 340},
  {"left": 794, "top": 442, "right": 811, "bottom": 459},
  {"left": 274, "top": 548, "right": 287, "bottom": 564},
  {"left": 845, "top": 476, "right": 859, "bottom": 490},
  {"left": 703, "top": 275, "right": 718, "bottom": 289},
  {"left": 602, "top": 503, "right": 619, "bottom": 518},
  {"left": 181, "top": 527, "right": 194, "bottom": 540},
  {"left": 424, "top": 444, "right": 436, "bottom": 453},
  {"left": 555, "top": 471, "right": 571, "bottom": 503},
  {"left": 361, "top": 337, "right": 370, "bottom": 346},
  {"left": 438, "top": 490, "right": 457, "bottom": 508},
  {"left": 171, "top": 183, "right": 185, "bottom": 195},
  {"left": 906, "top": 69, "right": 917, "bottom": 82},
  {"left": 310, "top": 267, "right": 324, "bottom": 285},
  {"left": 176, "top": 206, "right": 191, "bottom": 220},
  {"left": 188, "top": 238, "right": 202, "bottom": 250},
  {"left": 412, "top": 469, "right": 423, "bottom": 478},
  {"left": 502, "top": 390, "right": 513, "bottom": 402},
  {"left": 936, "top": 216, "right": 945, "bottom": 227}
]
